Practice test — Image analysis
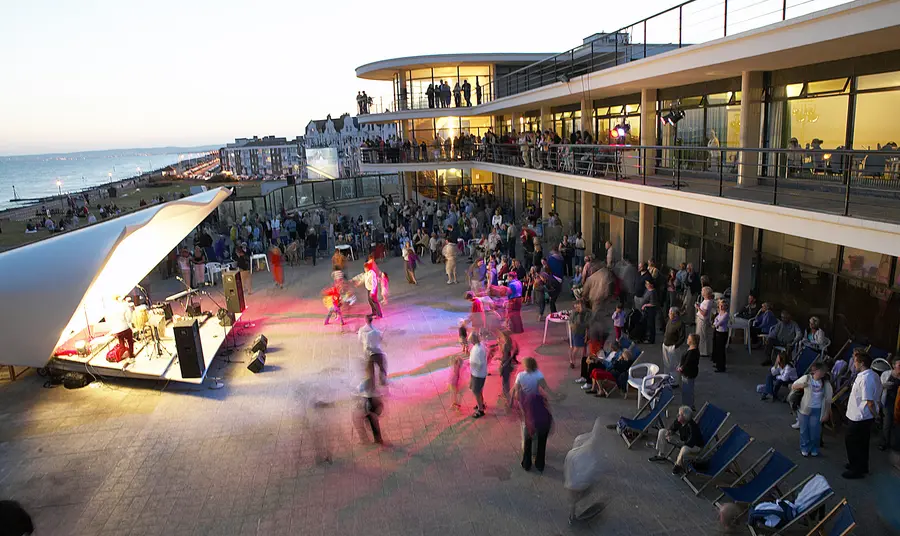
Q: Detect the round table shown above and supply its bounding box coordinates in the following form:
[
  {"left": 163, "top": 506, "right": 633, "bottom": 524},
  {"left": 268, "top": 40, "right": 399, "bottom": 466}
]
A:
[
  {"left": 543, "top": 313, "right": 572, "bottom": 345},
  {"left": 336, "top": 244, "right": 355, "bottom": 261}
]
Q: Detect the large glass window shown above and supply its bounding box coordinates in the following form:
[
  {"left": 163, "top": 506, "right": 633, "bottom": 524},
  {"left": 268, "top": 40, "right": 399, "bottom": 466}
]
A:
[
  {"left": 757, "top": 257, "right": 834, "bottom": 321},
  {"left": 853, "top": 90, "right": 900, "bottom": 150},
  {"left": 762, "top": 232, "right": 838, "bottom": 271},
  {"left": 702, "top": 240, "right": 734, "bottom": 292},
  {"left": 841, "top": 247, "right": 892, "bottom": 284},
  {"left": 833, "top": 279, "right": 900, "bottom": 351}
]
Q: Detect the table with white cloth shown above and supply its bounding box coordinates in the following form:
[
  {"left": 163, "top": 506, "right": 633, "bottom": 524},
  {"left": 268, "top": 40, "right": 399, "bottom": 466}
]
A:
[
  {"left": 336, "top": 244, "right": 355, "bottom": 261},
  {"left": 543, "top": 312, "right": 572, "bottom": 345}
]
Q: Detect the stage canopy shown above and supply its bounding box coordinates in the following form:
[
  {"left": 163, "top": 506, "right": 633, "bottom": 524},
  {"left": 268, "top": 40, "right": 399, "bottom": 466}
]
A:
[{"left": 0, "top": 187, "right": 231, "bottom": 368}]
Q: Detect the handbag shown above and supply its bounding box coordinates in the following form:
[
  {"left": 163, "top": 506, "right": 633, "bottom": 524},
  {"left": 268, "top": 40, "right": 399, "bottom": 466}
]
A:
[{"left": 788, "top": 380, "right": 804, "bottom": 409}]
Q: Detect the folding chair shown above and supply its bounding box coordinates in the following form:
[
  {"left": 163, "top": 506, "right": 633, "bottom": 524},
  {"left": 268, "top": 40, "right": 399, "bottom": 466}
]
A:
[
  {"left": 683, "top": 425, "right": 754, "bottom": 496},
  {"left": 714, "top": 449, "right": 797, "bottom": 518},
  {"left": 795, "top": 347, "right": 822, "bottom": 377},
  {"left": 747, "top": 474, "right": 834, "bottom": 536},
  {"left": 804, "top": 498, "right": 855, "bottom": 536},
  {"left": 617, "top": 387, "right": 674, "bottom": 449},
  {"left": 665, "top": 403, "right": 730, "bottom": 462}
]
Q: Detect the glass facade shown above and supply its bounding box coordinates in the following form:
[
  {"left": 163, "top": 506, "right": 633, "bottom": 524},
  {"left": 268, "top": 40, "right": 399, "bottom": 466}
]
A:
[
  {"left": 409, "top": 168, "right": 493, "bottom": 203},
  {"left": 398, "top": 65, "right": 492, "bottom": 110},
  {"left": 595, "top": 103, "right": 641, "bottom": 145},
  {"left": 409, "top": 116, "right": 494, "bottom": 142},
  {"left": 655, "top": 209, "right": 733, "bottom": 291}
]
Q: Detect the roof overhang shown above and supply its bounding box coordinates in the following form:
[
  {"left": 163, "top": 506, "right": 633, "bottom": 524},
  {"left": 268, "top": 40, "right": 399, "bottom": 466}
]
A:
[
  {"left": 356, "top": 53, "right": 555, "bottom": 80},
  {"left": 0, "top": 187, "right": 232, "bottom": 368}
]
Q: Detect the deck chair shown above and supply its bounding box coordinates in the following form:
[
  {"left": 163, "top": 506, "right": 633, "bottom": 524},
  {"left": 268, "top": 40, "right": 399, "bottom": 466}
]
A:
[
  {"left": 748, "top": 474, "right": 834, "bottom": 536},
  {"left": 665, "top": 402, "right": 730, "bottom": 462},
  {"left": 795, "top": 347, "right": 821, "bottom": 376},
  {"left": 804, "top": 498, "right": 855, "bottom": 536},
  {"left": 617, "top": 387, "right": 673, "bottom": 449},
  {"left": 683, "top": 425, "right": 754, "bottom": 496},
  {"left": 715, "top": 449, "right": 797, "bottom": 517}
]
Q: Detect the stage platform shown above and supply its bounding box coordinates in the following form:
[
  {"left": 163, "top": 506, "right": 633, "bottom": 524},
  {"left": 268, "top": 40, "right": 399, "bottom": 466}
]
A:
[{"left": 51, "top": 312, "right": 242, "bottom": 384}]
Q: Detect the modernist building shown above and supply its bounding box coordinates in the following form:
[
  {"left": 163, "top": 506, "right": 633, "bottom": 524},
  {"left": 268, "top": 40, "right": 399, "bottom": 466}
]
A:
[
  {"left": 303, "top": 113, "right": 397, "bottom": 178},
  {"left": 219, "top": 136, "right": 303, "bottom": 178},
  {"left": 356, "top": 0, "right": 900, "bottom": 353}
]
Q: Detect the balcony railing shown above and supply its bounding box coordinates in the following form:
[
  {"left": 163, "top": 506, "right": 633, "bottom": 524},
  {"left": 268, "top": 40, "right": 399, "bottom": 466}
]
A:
[
  {"left": 493, "top": 0, "right": 854, "bottom": 99},
  {"left": 360, "top": 143, "right": 900, "bottom": 224},
  {"left": 358, "top": 0, "right": 855, "bottom": 115}
]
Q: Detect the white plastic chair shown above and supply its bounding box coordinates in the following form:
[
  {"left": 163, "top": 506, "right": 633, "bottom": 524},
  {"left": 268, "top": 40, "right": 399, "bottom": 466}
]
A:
[
  {"left": 627, "top": 363, "right": 659, "bottom": 408},
  {"left": 250, "top": 253, "right": 269, "bottom": 273},
  {"left": 204, "top": 262, "right": 223, "bottom": 285},
  {"left": 639, "top": 373, "right": 672, "bottom": 409},
  {"left": 872, "top": 357, "right": 891, "bottom": 375}
]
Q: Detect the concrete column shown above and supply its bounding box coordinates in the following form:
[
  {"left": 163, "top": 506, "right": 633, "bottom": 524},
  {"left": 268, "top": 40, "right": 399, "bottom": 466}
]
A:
[
  {"left": 398, "top": 71, "right": 408, "bottom": 111},
  {"left": 730, "top": 223, "right": 755, "bottom": 316},
  {"left": 738, "top": 71, "right": 764, "bottom": 186},
  {"left": 513, "top": 176, "right": 522, "bottom": 218},
  {"left": 511, "top": 112, "right": 521, "bottom": 135},
  {"left": 541, "top": 183, "right": 552, "bottom": 219},
  {"left": 580, "top": 191, "right": 593, "bottom": 256},
  {"left": 540, "top": 106, "right": 551, "bottom": 133},
  {"left": 609, "top": 215, "right": 624, "bottom": 264},
  {"left": 638, "top": 203, "right": 656, "bottom": 263},
  {"left": 640, "top": 88, "right": 657, "bottom": 175},
  {"left": 580, "top": 98, "right": 593, "bottom": 138}
]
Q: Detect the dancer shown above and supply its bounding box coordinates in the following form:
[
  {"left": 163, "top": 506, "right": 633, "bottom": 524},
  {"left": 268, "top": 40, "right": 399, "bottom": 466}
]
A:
[
  {"left": 469, "top": 332, "right": 488, "bottom": 418},
  {"left": 358, "top": 314, "right": 388, "bottom": 385},
  {"left": 354, "top": 378, "right": 384, "bottom": 444},
  {"left": 450, "top": 320, "right": 468, "bottom": 408},
  {"left": 322, "top": 283, "right": 344, "bottom": 327},
  {"left": 498, "top": 329, "right": 519, "bottom": 403},
  {"left": 564, "top": 418, "right": 607, "bottom": 525},
  {"left": 403, "top": 244, "right": 418, "bottom": 284},
  {"left": 354, "top": 257, "right": 383, "bottom": 318},
  {"left": 443, "top": 239, "right": 458, "bottom": 284},
  {"left": 269, "top": 243, "right": 284, "bottom": 289}
]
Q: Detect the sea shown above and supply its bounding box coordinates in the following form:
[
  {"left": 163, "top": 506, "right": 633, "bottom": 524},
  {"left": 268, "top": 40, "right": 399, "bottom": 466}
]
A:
[{"left": 0, "top": 146, "right": 220, "bottom": 211}]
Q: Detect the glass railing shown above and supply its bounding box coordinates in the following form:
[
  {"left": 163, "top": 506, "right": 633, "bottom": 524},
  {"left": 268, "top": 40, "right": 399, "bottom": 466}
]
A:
[
  {"left": 493, "top": 0, "right": 854, "bottom": 98},
  {"left": 360, "top": 143, "right": 900, "bottom": 224},
  {"left": 357, "top": 0, "right": 855, "bottom": 115},
  {"left": 216, "top": 174, "right": 402, "bottom": 223}
]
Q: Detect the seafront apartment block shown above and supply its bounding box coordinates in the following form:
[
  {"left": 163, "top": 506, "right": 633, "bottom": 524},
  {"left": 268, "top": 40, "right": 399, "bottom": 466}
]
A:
[{"left": 354, "top": 0, "right": 900, "bottom": 354}]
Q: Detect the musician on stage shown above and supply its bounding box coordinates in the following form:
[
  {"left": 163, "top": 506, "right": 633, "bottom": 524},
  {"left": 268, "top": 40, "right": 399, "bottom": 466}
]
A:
[{"left": 108, "top": 295, "right": 135, "bottom": 358}]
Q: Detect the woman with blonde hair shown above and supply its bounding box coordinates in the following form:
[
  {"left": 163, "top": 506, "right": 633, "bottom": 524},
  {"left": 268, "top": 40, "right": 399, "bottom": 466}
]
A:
[{"left": 694, "top": 286, "right": 715, "bottom": 358}]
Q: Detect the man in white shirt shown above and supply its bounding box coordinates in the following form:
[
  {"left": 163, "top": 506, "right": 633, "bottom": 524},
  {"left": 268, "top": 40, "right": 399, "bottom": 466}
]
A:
[
  {"left": 844, "top": 351, "right": 881, "bottom": 479},
  {"left": 107, "top": 295, "right": 134, "bottom": 358},
  {"left": 468, "top": 332, "right": 488, "bottom": 418},
  {"left": 358, "top": 314, "right": 387, "bottom": 385}
]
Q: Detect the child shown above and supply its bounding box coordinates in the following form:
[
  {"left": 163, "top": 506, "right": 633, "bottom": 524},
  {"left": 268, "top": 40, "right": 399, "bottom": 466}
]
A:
[
  {"left": 611, "top": 304, "right": 626, "bottom": 341},
  {"left": 760, "top": 350, "right": 797, "bottom": 402},
  {"left": 450, "top": 320, "right": 469, "bottom": 408},
  {"left": 677, "top": 334, "right": 700, "bottom": 410},
  {"left": 322, "top": 285, "right": 344, "bottom": 327}
]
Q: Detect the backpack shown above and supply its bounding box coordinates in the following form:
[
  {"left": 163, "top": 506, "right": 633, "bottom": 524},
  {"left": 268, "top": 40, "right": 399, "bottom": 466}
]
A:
[{"left": 106, "top": 343, "right": 127, "bottom": 363}]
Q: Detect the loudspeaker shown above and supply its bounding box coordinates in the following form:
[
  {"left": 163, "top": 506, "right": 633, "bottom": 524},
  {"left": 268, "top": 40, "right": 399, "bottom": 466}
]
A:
[
  {"left": 107, "top": 186, "right": 117, "bottom": 198},
  {"left": 186, "top": 302, "right": 202, "bottom": 317},
  {"left": 247, "top": 350, "right": 266, "bottom": 373},
  {"left": 223, "top": 270, "right": 245, "bottom": 314},
  {"left": 250, "top": 334, "right": 268, "bottom": 353},
  {"left": 217, "top": 308, "right": 234, "bottom": 326},
  {"left": 173, "top": 319, "right": 205, "bottom": 378},
  {"left": 286, "top": 175, "right": 296, "bottom": 186}
]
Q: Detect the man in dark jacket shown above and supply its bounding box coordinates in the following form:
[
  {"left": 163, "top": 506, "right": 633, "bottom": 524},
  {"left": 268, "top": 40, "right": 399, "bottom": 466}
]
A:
[{"left": 649, "top": 405, "right": 703, "bottom": 474}]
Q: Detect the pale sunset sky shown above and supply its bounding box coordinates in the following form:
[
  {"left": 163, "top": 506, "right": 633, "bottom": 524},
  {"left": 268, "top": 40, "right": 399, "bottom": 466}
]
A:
[{"left": 0, "top": 0, "right": 679, "bottom": 155}]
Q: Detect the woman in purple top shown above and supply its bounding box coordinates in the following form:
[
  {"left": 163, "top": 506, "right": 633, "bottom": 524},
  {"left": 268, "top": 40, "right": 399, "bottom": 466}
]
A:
[{"left": 712, "top": 300, "right": 730, "bottom": 373}]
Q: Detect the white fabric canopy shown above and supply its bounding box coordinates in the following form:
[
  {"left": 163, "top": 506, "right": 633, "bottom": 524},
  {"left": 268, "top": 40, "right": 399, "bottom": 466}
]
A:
[{"left": 0, "top": 187, "right": 231, "bottom": 368}]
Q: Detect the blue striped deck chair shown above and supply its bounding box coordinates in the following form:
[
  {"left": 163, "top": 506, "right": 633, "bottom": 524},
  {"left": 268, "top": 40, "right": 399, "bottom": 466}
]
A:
[
  {"left": 664, "top": 402, "right": 730, "bottom": 462},
  {"left": 715, "top": 449, "right": 797, "bottom": 517},
  {"left": 748, "top": 474, "right": 834, "bottom": 535},
  {"left": 805, "top": 498, "right": 856, "bottom": 536},
  {"left": 683, "top": 425, "right": 753, "bottom": 496},
  {"left": 618, "top": 387, "right": 673, "bottom": 449},
  {"left": 795, "top": 347, "right": 821, "bottom": 376}
]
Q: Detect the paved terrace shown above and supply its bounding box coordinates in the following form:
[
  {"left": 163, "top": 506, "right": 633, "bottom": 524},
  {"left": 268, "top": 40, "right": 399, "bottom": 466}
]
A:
[{"left": 0, "top": 256, "right": 894, "bottom": 535}]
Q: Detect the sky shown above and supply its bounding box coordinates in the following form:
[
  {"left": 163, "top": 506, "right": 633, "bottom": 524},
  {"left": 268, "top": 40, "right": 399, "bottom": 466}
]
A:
[{"left": 0, "top": 0, "right": 679, "bottom": 156}]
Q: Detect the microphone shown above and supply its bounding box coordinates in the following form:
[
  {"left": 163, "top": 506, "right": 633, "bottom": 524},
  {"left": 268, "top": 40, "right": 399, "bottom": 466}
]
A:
[{"left": 175, "top": 275, "right": 190, "bottom": 290}]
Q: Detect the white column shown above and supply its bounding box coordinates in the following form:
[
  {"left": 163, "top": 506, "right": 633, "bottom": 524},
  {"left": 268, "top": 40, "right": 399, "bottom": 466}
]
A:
[
  {"left": 580, "top": 98, "right": 593, "bottom": 138},
  {"left": 540, "top": 106, "right": 551, "bottom": 133},
  {"left": 513, "top": 176, "right": 522, "bottom": 218},
  {"left": 609, "top": 215, "right": 624, "bottom": 264},
  {"left": 398, "top": 71, "right": 408, "bottom": 111},
  {"left": 730, "top": 223, "right": 755, "bottom": 316},
  {"left": 580, "top": 191, "right": 593, "bottom": 256},
  {"left": 641, "top": 88, "right": 657, "bottom": 175},
  {"left": 638, "top": 203, "right": 656, "bottom": 263},
  {"left": 541, "top": 183, "right": 551, "bottom": 220},
  {"left": 510, "top": 112, "right": 521, "bottom": 135},
  {"left": 738, "top": 71, "right": 764, "bottom": 186}
]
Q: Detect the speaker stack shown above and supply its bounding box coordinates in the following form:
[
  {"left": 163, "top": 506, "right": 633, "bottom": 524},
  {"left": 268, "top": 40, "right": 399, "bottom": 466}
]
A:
[
  {"left": 247, "top": 335, "right": 268, "bottom": 373},
  {"left": 173, "top": 319, "right": 205, "bottom": 378},
  {"left": 223, "top": 270, "right": 245, "bottom": 314}
]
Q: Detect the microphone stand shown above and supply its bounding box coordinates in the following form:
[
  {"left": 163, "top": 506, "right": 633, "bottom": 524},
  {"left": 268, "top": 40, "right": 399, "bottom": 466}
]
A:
[{"left": 202, "top": 284, "right": 243, "bottom": 363}]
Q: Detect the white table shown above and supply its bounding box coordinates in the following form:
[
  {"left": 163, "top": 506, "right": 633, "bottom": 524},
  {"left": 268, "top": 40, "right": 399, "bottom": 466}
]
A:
[
  {"left": 542, "top": 313, "right": 572, "bottom": 345},
  {"left": 336, "top": 244, "right": 355, "bottom": 261}
]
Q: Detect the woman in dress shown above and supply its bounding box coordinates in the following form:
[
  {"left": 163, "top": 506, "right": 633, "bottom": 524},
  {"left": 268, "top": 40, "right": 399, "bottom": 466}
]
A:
[
  {"left": 269, "top": 244, "right": 284, "bottom": 289},
  {"left": 191, "top": 246, "right": 207, "bottom": 288},
  {"left": 694, "top": 286, "right": 715, "bottom": 358},
  {"left": 177, "top": 248, "right": 192, "bottom": 286},
  {"left": 402, "top": 244, "right": 418, "bottom": 285},
  {"left": 712, "top": 300, "right": 729, "bottom": 372}
]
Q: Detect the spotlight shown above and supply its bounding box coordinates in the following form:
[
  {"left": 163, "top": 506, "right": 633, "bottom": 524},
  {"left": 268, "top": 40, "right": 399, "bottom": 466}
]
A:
[
  {"left": 556, "top": 74, "right": 569, "bottom": 84},
  {"left": 247, "top": 350, "right": 266, "bottom": 373},
  {"left": 250, "top": 334, "right": 268, "bottom": 353},
  {"left": 661, "top": 109, "right": 685, "bottom": 126}
]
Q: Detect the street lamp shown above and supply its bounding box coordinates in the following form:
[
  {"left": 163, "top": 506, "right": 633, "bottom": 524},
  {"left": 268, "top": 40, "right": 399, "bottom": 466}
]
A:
[{"left": 56, "top": 179, "right": 62, "bottom": 195}]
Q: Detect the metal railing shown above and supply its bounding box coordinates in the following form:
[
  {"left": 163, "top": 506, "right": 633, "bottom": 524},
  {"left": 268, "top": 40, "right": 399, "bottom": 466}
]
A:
[
  {"left": 492, "top": 0, "right": 854, "bottom": 98},
  {"left": 360, "top": 143, "right": 900, "bottom": 223},
  {"left": 215, "top": 174, "right": 402, "bottom": 223}
]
